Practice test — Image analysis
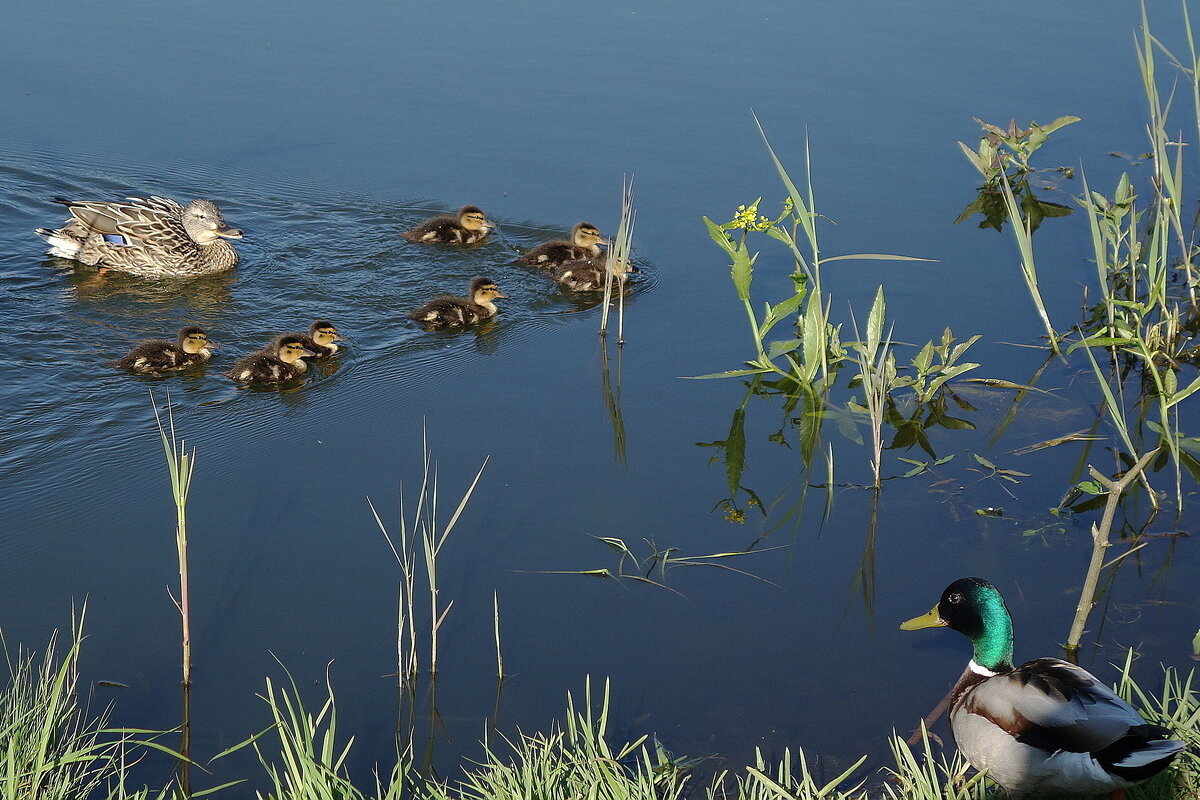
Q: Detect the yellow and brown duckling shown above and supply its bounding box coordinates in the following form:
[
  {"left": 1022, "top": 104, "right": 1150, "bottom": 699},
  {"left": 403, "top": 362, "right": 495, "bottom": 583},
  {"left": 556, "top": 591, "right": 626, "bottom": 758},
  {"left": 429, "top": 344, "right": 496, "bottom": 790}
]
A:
[
  {"left": 226, "top": 334, "right": 314, "bottom": 383},
  {"left": 517, "top": 222, "right": 603, "bottom": 269},
  {"left": 291, "top": 320, "right": 342, "bottom": 358},
  {"left": 552, "top": 256, "right": 638, "bottom": 292},
  {"left": 36, "top": 196, "right": 242, "bottom": 277},
  {"left": 408, "top": 277, "right": 507, "bottom": 328},
  {"left": 111, "top": 326, "right": 216, "bottom": 374},
  {"left": 401, "top": 205, "right": 492, "bottom": 244}
]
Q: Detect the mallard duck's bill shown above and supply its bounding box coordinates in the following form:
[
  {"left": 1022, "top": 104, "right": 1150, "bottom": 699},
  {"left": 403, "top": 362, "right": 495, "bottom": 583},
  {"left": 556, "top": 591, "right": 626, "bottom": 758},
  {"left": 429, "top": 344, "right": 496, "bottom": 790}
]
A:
[
  {"left": 900, "top": 606, "right": 947, "bottom": 630},
  {"left": 216, "top": 227, "right": 244, "bottom": 239},
  {"left": 493, "top": 290, "right": 509, "bottom": 299}
]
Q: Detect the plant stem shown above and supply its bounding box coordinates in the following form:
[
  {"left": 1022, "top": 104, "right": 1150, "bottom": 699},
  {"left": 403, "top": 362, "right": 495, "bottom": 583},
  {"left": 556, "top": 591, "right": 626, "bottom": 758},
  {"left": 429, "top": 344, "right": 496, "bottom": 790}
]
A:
[{"left": 1064, "top": 449, "right": 1157, "bottom": 654}]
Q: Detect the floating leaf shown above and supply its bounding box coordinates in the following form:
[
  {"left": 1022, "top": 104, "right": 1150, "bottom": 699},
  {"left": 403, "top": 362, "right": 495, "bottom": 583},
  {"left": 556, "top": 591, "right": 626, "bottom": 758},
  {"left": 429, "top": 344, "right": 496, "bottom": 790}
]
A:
[{"left": 972, "top": 453, "right": 998, "bottom": 470}]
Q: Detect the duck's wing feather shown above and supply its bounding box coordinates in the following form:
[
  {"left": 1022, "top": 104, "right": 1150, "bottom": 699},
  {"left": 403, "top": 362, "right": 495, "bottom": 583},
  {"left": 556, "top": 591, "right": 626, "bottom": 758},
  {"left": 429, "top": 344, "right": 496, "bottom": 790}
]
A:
[
  {"left": 961, "top": 658, "right": 1152, "bottom": 754},
  {"left": 59, "top": 196, "right": 182, "bottom": 235}
]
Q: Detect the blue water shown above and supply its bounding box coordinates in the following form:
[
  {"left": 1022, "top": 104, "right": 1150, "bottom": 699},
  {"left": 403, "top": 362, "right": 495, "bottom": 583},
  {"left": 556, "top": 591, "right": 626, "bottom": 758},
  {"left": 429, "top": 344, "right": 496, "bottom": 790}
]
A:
[{"left": 2, "top": 0, "right": 1198, "bottom": 793}]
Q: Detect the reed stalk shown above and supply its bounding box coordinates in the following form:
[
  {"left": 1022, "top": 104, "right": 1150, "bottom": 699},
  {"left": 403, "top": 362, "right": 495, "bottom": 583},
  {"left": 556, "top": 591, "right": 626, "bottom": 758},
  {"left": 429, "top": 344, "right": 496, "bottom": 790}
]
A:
[
  {"left": 849, "top": 288, "right": 895, "bottom": 489},
  {"left": 369, "top": 429, "right": 488, "bottom": 678},
  {"left": 150, "top": 392, "right": 194, "bottom": 797},
  {"left": 601, "top": 175, "right": 636, "bottom": 344},
  {"left": 493, "top": 591, "right": 504, "bottom": 681},
  {"left": 1064, "top": 449, "right": 1158, "bottom": 654},
  {"left": 997, "top": 173, "right": 1059, "bottom": 353}
]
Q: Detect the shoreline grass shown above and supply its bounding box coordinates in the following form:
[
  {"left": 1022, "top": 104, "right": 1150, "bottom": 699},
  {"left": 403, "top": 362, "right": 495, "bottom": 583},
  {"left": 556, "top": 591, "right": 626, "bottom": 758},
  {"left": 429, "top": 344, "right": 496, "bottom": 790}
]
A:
[{"left": 3, "top": 627, "right": 1196, "bottom": 799}]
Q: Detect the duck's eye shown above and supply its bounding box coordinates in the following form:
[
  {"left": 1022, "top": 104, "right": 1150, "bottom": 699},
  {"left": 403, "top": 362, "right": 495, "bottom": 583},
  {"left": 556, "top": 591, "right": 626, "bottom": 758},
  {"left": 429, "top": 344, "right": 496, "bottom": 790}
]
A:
[{"left": 948, "top": 592, "right": 963, "bottom": 604}]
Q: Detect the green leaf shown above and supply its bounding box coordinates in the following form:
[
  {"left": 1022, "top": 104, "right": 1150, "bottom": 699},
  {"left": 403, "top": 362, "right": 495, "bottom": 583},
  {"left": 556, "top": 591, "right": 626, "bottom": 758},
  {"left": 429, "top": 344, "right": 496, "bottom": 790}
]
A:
[
  {"left": 760, "top": 291, "right": 806, "bottom": 338},
  {"left": 724, "top": 408, "right": 747, "bottom": 498},
  {"left": 702, "top": 216, "right": 737, "bottom": 256},
  {"left": 730, "top": 245, "right": 755, "bottom": 303},
  {"left": 911, "top": 341, "right": 934, "bottom": 374},
  {"left": 801, "top": 290, "right": 826, "bottom": 382},
  {"left": 767, "top": 338, "right": 802, "bottom": 359},
  {"left": 681, "top": 368, "right": 771, "bottom": 379},
  {"left": 1168, "top": 372, "right": 1200, "bottom": 408},
  {"left": 866, "top": 285, "right": 886, "bottom": 352},
  {"left": 1076, "top": 480, "right": 1105, "bottom": 495},
  {"left": 1065, "top": 335, "right": 1137, "bottom": 354},
  {"left": 972, "top": 453, "right": 997, "bottom": 470},
  {"left": 822, "top": 253, "right": 938, "bottom": 263}
]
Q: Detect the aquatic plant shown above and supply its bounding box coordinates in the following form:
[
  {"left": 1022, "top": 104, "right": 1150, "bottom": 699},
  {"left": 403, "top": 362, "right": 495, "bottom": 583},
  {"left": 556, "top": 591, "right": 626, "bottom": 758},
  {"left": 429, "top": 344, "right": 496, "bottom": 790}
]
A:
[
  {"left": 426, "top": 679, "right": 686, "bottom": 800},
  {"left": 212, "top": 663, "right": 415, "bottom": 800},
  {"left": 368, "top": 429, "right": 489, "bottom": 680},
  {"left": 600, "top": 175, "right": 636, "bottom": 344},
  {"left": 0, "top": 615, "right": 179, "bottom": 800},
  {"left": 151, "top": 392, "right": 196, "bottom": 794},
  {"left": 847, "top": 288, "right": 896, "bottom": 490},
  {"left": 955, "top": 115, "right": 1079, "bottom": 233}
]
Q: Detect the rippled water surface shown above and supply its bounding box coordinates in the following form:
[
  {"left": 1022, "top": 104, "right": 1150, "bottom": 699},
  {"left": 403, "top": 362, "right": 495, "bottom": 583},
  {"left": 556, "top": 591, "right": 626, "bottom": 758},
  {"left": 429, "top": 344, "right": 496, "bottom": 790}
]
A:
[{"left": 2, "top": 0, "right": 1199, "bottom": 792}]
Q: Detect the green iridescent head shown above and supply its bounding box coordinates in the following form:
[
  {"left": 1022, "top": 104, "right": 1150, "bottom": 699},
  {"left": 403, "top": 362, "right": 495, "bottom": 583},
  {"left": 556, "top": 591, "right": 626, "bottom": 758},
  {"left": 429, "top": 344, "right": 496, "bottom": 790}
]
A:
[{"left": 900, "top": 577, "right": 1015, "bottom": 672}]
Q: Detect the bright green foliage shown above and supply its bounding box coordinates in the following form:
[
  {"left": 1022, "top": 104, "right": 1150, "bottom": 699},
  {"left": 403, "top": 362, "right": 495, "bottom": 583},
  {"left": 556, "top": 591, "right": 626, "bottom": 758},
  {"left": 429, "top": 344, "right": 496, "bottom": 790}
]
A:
[
  {"left": 0, "top": 620, "right": 178, "bottom": 800},
  {"left": 955, "top": 116, "right": 1079, "bottom": 234},
  {"left": 428, "top": 680, "right": 685, "bottom": 800}
]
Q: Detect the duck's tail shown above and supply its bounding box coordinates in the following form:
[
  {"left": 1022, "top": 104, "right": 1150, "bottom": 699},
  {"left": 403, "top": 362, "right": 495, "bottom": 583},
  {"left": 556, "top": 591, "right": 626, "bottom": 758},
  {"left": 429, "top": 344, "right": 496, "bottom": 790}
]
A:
[{"left": 34, "top": 227, "right": 82, "bottom": 259}]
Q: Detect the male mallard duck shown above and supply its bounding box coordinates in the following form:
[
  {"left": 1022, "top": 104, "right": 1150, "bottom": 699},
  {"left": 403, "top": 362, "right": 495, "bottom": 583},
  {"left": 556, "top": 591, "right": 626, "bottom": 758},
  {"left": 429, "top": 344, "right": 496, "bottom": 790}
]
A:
[
  {"left": 552, "top": 256, "right": 638, "bottom": 292},
  {"left": 111, "top": 326, "right": 216, "bottom": 374},
  {"left": 401, "top": 205, "right": 492, "bottom": 244},
  {"left": 226, "top": 334, "right": 314, "bottom": 383},
  {"left": 292, "top": 320, "right": 342, "bottom": 358},
  {"left": 901, "top": 577, "right": 1184, "bottom": 799},
  {"left": 408, "top": 277, "right": 507, "bottom": 328},
  {"left": 517, "top": 222, "right": 603, "bottom": 269},
  {"left": 36, "top": 196, "right": 243, "bottom": 277}
]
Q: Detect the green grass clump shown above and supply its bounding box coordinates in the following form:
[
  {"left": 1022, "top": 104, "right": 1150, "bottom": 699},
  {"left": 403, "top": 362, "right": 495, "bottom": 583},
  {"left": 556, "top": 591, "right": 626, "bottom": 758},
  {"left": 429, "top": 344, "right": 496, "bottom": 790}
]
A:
[{"left": 0, "top": 617, "right": 175, "bottom": 800}]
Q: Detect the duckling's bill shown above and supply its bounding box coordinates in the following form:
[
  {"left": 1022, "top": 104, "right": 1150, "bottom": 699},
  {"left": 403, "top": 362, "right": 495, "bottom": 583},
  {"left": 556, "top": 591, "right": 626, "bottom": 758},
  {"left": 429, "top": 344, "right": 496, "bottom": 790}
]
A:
[{"left": 899, "top": 606, "right": 946, "bottom": 630}]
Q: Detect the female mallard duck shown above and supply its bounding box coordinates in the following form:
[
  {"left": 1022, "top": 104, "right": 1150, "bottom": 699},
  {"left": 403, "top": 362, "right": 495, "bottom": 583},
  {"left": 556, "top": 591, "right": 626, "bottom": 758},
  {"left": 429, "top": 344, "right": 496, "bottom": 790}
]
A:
[
  {"left": 401, "top": 206, "right": 492, "bottom": 244},
  {"left": 227, "top": 335, "right": 314, "bottom": 383},
  {"left": 408, "top": 277, "right": 507, "bottom": 328},
  {"left": 552, "top": 256, "right": 638, "bottom": 292},
  {"left": 901, "top": 577, "right": 1184, "bottom": 798},
  {"left": 292, "top": 320, "right": 342, "bottom": 358},
  {"left": 111, "top": 326, "right": 216, "bottom": 374},
  {"left": 35, "top": 196, "right": 243, "bottom": 277},
  {"left": 517, "top": 222, "right": 603, "bottom": 269}
]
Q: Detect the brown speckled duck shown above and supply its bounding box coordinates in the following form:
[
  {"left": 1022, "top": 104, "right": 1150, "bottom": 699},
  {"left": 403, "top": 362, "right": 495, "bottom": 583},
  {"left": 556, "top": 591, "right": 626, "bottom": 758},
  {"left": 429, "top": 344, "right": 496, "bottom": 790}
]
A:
[
  {"left": 292, "top": 320, "right": 342, "bottom": 358},
  {"left": 517, "top": 222, "right": 603, "bottom": 269},
  {"left": 901, "top": 577, "right": 1185, "bottom": 799},
  {"left": 408, "top": 277, "right": 507, "bottom": 328},
  {"left": 552, "top": 256, "right": 638, "bottom": 292},
  {"left": 36, "top": 196, "right": 243, "bottom": 277},
  {"left": 227, "top": 335, "right": 314, "bottom": 383},
  {"left": 401, "top": 205, "right": 492, "bottom": 244},
  {"left": 111, "top": 326, "right": 216, "bottom": 374}
]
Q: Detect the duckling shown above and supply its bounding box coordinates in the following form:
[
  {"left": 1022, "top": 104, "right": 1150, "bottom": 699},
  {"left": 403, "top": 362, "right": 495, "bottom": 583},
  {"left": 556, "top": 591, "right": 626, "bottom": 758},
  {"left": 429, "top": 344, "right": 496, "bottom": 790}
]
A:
[
  {"left": 292, "top": 320, "right": 342, "bottom": 358},
  {"left": 517, "top": 222, "right": 603, "bottom": 269},
  {"left": 408, "top": 277, "right": 507, "bottom": 328},
  {"left": 901, "top": 577, "right": 1185, "bottom": 799},
  {"left": 552, "top": 256, "right": 639, "bottom": 292},
  {"left": 36, "top": 196, "right": 242, "bottom": 277},
  {"left": 401, "top": 206, "right": 492, "bottom": 244},
  {"left": 111, "top": 326, "right": 216, "bottom": 374},
  {"left": 226, "top": 335, "right": 314, "bottom": 383}
]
